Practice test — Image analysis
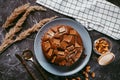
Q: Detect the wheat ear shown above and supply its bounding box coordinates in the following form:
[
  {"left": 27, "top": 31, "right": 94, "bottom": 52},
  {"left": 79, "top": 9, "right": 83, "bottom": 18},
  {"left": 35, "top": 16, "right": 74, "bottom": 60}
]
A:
[
  {"left": 0, "top": 16, "right": 57, "bottom": 53},
  {"left": 2, "top": 3, "right": 30, "bottom": 28},
  {"left": 4, "top": 5, "right": 46, "bottom": 40},
  {"left": 15, "top": 16, "right": 57, "bottom": 42}
]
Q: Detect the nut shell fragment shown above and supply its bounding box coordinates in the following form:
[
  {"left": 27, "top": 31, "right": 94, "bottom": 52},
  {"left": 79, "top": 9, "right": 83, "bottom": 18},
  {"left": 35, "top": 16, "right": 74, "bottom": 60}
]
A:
[{"left": 91, "top": 72, "right": 95, "bottom": 78}]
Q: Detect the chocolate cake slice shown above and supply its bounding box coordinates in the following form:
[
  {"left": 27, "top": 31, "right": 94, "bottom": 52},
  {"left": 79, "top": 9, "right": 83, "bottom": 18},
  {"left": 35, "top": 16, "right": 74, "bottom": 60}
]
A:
[{"left": 41, "top": 25, "right": 84, "bottom": 66}]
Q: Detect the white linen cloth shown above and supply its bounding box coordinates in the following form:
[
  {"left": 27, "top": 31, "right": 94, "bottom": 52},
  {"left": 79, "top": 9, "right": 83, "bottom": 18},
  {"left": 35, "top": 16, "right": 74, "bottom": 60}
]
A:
[{"left": 36, "top": 0, "right": 120, "bottom": 40}]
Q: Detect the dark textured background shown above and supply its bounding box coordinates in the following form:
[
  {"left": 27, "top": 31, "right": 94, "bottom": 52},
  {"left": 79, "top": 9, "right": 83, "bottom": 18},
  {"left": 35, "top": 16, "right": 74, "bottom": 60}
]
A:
[{"left": 0, "top": 0, "right": 120, "bottom": 80}]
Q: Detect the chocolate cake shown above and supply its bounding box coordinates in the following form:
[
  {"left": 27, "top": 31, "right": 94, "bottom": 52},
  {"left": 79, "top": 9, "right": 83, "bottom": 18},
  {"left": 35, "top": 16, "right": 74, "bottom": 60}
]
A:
[{"left": 41, "top": 25, "right": 84, "bottom": 66}]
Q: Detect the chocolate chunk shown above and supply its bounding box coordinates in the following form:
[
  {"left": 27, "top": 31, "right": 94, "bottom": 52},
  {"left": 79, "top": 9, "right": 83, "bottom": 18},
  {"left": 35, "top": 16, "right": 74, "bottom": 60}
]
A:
[
  {"left": 75, "top": 41, "right": 81, "bottom": 47},
  {"left": 51, "top": 56, "right": 56, "bottom": 63},
  {"left": 63, "top": 35, "right": 73, "bottom": 43},
  {"left": 58, "top": 26, "right": 66, "bottom": 33},
  {"left": 59, "top": 60, "right": 67, "bottom": 66},
  {"left": 67, "top": 45, "right": 74, "bottom": 51},
  {"left": 42, "top": 33, "right": 51, "bottom": 41},
  {"left": 52, "top": 38, "right": 60, "bottom": 46},
  {"left": 47, "top": 29, "right": 55, "bottom": 37},
  {"left": 60, "top": 41, "right": 68, "bottom": 49},
  {"left": 51, "top": 26, "right": 58, "bottom": 32},
  {"left": 47, "top": 49, "right": 53, "bottom": 56},
  {"left": 57, "top": 51, "right": 65, "bottom": 55},
  {"left": 70, "top": 29, "right": 77, "bottom": 35},
  {"left": 42, "top": 41, "right": 51, "bottom": 51}
]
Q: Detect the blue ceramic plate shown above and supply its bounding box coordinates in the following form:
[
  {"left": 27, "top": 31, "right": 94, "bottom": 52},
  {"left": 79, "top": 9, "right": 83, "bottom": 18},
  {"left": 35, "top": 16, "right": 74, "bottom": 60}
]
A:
[{"left": 34, "top": 18, "right": 92, "bottom": 76}]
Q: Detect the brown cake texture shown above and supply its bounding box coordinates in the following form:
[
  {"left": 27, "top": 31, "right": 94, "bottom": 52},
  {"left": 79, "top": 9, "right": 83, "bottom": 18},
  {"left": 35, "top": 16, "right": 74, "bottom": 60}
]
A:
[{"left": 41, "top": 25, "right": 84, "bottom": 66}]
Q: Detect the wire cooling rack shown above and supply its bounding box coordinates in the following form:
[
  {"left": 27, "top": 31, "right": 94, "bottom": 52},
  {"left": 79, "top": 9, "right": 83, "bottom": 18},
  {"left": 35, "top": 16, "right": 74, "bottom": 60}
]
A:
[{"left": 36, "top": 0, "right": 120, "bottom": 40}]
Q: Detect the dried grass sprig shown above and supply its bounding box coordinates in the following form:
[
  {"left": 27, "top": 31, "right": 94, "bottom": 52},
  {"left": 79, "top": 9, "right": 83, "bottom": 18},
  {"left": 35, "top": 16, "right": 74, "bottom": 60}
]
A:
[
  {"left": 4, "top": 5, "right": 46, "bottom": 40},
  {"left": 2, "top": 3, "right": 30, "bottom": 28},
  {"left": 15, "top": 16, "right": 57, "bottom": 42},
  {"left": 0, "top": 39, "right": 14, "bottom": 52},
  {"left": 0, "top": 16, "right": 57, "bottom": 53}
]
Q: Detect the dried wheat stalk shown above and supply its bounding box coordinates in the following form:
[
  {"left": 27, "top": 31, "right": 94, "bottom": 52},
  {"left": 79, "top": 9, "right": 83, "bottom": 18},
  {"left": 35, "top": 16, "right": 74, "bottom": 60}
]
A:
[
  {"left": 15, "top": 16, "right": 57, "bottom": 42},
  {"left": 2, "top": 3, "right": 30, "bottom": 28},
  {"left": 0, "top": 16, "right": 57, "bottom": 53},
  {"left": 4, "top": 5, "right": 46, "bottom": 40},
  {"left": 0, "top": 38, "right": 14, "bottom": 52}
]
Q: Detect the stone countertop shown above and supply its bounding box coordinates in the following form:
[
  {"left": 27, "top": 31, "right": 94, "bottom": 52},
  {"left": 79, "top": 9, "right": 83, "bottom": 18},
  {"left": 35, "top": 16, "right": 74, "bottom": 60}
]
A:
[{"left": 0, "top": 0, "right": 120, "bottom": 80}]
